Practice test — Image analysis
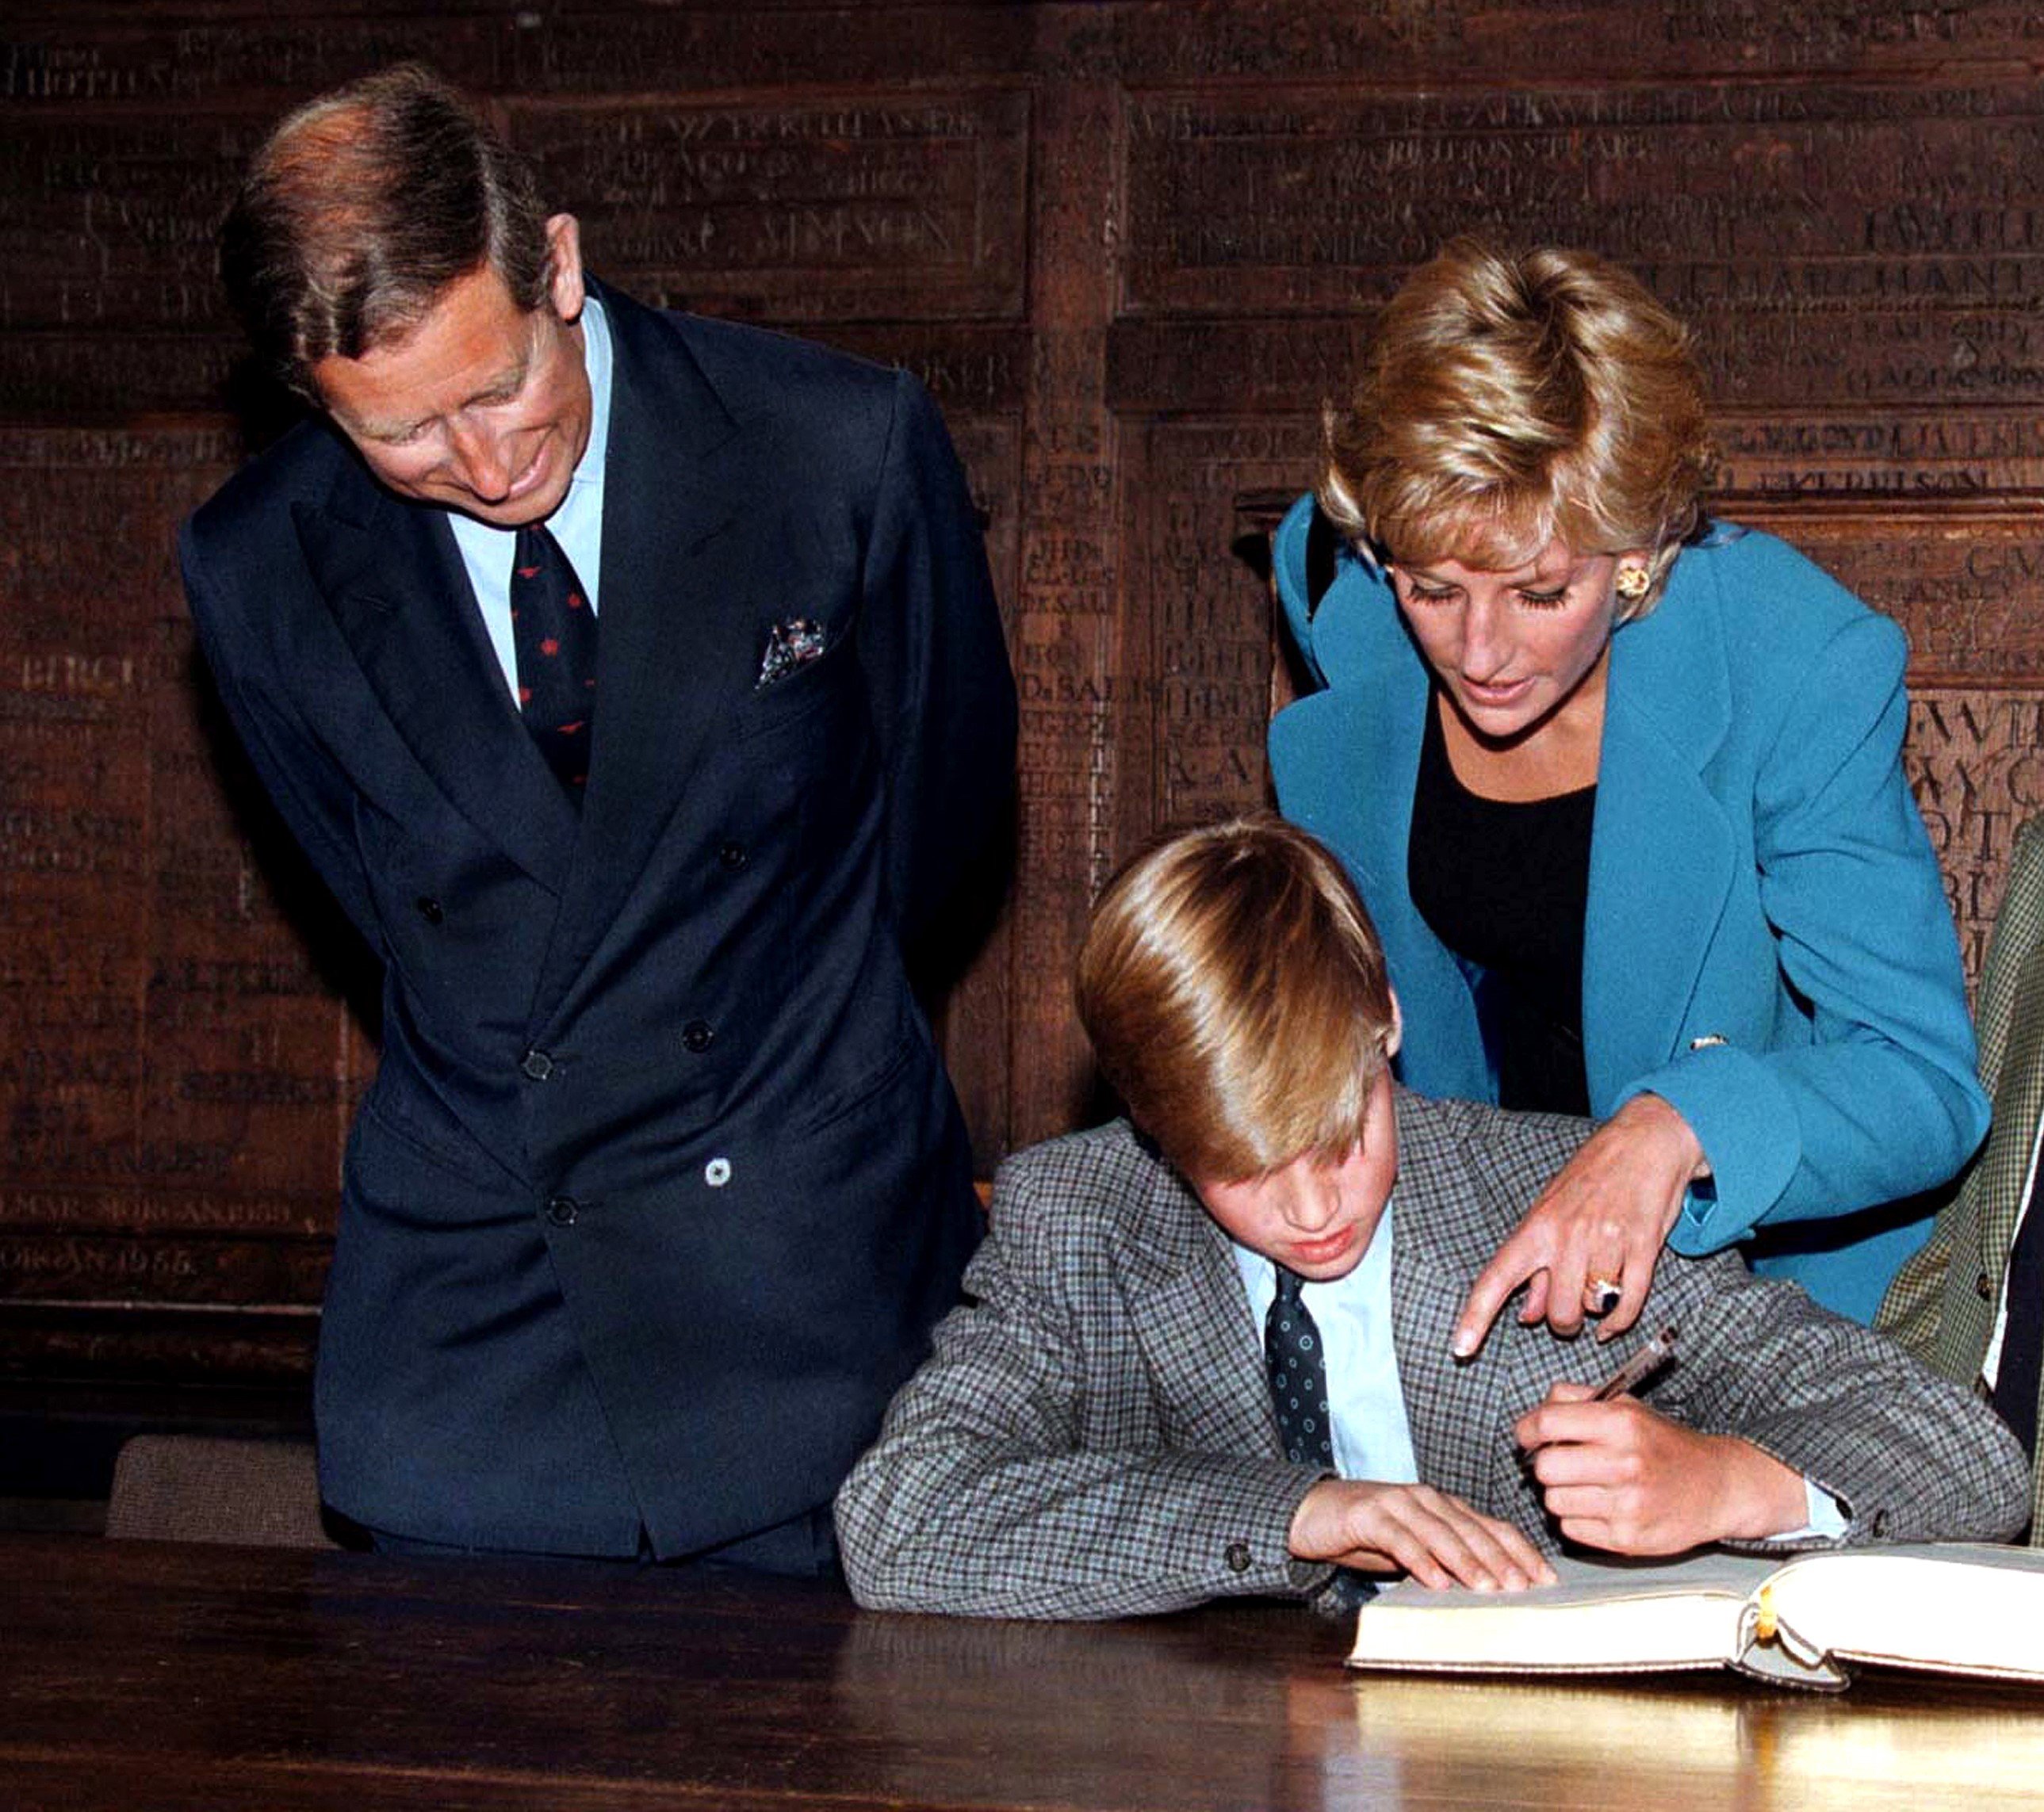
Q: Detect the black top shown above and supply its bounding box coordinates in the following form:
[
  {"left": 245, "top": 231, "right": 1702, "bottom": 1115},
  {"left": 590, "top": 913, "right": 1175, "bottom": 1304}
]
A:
[{"left": 1408, "top": 694, "right": 1596, "bottom": 1118}]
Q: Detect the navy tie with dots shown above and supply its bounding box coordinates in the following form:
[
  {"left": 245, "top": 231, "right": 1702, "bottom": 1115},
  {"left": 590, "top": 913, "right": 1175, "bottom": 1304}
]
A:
[
  {"left": 1265, "top": 1266, "right": 1376, "bottom": 1607},
  {"left": 511, "top": 523, "right": 599, "bottom": 800}
]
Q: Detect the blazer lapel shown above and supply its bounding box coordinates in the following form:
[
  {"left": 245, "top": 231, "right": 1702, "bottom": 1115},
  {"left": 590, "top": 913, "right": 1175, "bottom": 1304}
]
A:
[
  {"left": 1117, "top": 1165, "right": 1286, "bottom": 1458},
  {"left": 531, "top": 285, "right": 756, "bottom": 1013},
  {"left": 293, "top": 470, "right": 578, "bottom": 891},
  {"left": 1387, "top": 1195, "right": 1525, "bottom": 1508},
  {"left": 1581, "top": 568, "right": 1737, "bottom": 1108}
]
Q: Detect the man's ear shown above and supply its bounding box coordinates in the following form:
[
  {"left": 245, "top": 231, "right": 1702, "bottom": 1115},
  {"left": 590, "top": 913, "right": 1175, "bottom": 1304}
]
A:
[
  {"left": 1385, "top": 988, "right": 1403, "bottom": 1061},
  {"left": 544, "top": 213, "right": 586, "bottom": 322}
]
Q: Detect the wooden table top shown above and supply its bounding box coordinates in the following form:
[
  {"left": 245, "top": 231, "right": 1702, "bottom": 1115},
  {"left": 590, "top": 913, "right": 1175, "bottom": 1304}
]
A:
[{"left": 9, "top": 1535, "right": 2044, "bottom": 1811}]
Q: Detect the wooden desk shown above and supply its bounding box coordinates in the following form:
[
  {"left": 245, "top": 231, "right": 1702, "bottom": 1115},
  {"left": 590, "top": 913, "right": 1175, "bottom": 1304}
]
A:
[{"left": 7, "top": 1535, "right": 2044, "bottom": 1811}]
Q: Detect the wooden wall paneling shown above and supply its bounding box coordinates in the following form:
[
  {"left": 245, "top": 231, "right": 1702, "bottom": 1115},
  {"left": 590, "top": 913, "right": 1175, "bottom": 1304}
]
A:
[
  {"left": 4, "top": 1, "right": 2044, "bottom": 1397},
  {"left": 1005, "top": 63, "right": 1123, "bottom": 1149}
]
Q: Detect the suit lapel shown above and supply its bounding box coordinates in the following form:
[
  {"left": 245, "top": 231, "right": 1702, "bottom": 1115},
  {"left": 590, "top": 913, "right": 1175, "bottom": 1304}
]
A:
[
  {"left": 293, "top": 468, "right": 578, "bottom": 890},
  {"left": 1581, "top": 564, "right": 1737, "bottom": 1107},
  {"left": 531, "top": 285, "right": 757, "bottom": 1014},
  {"left": 1117, "top": 1164, "right": 1287, "bottom": 1458},
  {"left": 1387, "top": 1180, "right": 1523, "bottom": 1507}
]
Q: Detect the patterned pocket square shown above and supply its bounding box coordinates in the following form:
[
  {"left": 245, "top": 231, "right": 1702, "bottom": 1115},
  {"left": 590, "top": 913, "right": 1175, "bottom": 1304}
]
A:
[{"left": 756, "top": 617, "right": 829, "bottom": 689}]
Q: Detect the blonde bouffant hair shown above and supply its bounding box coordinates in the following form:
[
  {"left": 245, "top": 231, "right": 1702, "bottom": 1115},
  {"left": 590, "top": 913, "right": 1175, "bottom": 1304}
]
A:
[
  {"left": 1319, "top": 238, "right": 1715, "bottom": 614},
  {"left": 1076, "top": 817, "right": 1397, "bottom": 1184}
]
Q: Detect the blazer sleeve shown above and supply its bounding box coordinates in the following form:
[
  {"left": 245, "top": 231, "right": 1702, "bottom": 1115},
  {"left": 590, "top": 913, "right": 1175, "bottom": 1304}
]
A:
[
  {"left": 1618, "top": 608, "right": 1989, "bottom": 1252},
  {"left": 853, "top": 369, "right": 1016, "bottom": 958},
  {"left": 179, "top": 517, "right": 384, "bottom": 954},
  {"left": 1645, "top": 1245, "right": 2031, "bottom": 1547},
  {"left": 834, "top": 1154, "right": 1330, "bottom": 1621}
]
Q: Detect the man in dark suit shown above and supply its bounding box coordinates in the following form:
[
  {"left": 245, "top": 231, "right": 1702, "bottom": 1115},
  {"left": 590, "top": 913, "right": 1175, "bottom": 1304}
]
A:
[
  {"left": 837, "top": 820, "right": 2027, "bottom": 1619},
  {"left": 180, "top": 65, "right": 1015, "bottom": 1569}
]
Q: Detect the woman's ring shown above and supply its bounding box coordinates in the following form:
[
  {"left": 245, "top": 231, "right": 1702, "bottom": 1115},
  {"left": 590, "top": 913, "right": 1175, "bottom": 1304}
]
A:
[{"left": 1584, "top": 1275, "right": 1623, "bottom": 1316}]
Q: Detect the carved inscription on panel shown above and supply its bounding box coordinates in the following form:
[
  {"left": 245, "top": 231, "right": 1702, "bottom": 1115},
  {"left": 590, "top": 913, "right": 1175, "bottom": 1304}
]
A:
[
  {"left": 1108, "top": 0, "right": 2044, "bottom": 79},
  {"left": 1715, "top": 413, "right": 2044, "bottom": 504},
  {"left": 1, "top": 15, "right": 503, "bottom": 105},
  {"left": 1122, "top": 85, "right": 2044, "bottom": 409},
  {"left": 0, "top": 115, "right": 264, "bottom": 331},
  {"left": 1105, "top": 318, "right": 1368, "bottom": 416},
  {"left": 0, "top": 429, "right": 354, "bottom": 1286},
  {"left": 803, "top": 325, "right": 1030, "bottom": 416},
  {"left": 1132, "top": 420, "right": 1319, "bottom": 828},
  {"left": 0, "top": 1308, "right": 318, "bottom": 1381},
  {"left": 1905, "top": 686, "right": 2044, "bottom": 988},
  {"left": 512, "top": 92, "right": 1028, "bottom": 322},
  {"left": 0, "top": 331, "right": 245, "bottom": 422},
  {"left": 1719, "top": 507, "right": 2044, "bottom": 685},
  {"left": 504, "top": 5, "right": 1029, "bottom": 92},
  {"left": 0, "top": 1233, "right": 330, "bottom": 1307}
]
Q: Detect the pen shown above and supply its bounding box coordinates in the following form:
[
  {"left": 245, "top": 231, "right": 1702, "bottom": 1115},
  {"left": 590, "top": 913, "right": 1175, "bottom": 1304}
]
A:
[{"left": 1590, "top": 1323, "right": 1678, "bottom": 1401}]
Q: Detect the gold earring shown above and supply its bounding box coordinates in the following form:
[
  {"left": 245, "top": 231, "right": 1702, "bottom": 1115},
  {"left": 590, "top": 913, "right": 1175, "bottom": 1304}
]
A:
[{"left": 1613, "top": 564, "right": 1652, "bottom": 605}]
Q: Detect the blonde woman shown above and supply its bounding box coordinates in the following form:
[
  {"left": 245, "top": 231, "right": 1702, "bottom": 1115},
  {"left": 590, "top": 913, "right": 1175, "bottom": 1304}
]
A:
[{"left": 1270, "top": 238, "right": 1985, "bottom": 1340}]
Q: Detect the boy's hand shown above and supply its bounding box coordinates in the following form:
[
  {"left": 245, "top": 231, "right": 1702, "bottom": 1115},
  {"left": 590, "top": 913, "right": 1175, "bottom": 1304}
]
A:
[
  {"left": 1288, "top": 1479, "right": 1556, "bottom": 1590},
  {"left": 1514, "top": 1382, "right": 1806, "bottom": 1553}
]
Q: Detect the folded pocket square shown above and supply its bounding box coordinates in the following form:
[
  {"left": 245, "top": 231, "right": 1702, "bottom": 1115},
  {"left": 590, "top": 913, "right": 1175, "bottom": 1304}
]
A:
[{"left": 756, "top": 617, "right": 829, "bottom": 689}]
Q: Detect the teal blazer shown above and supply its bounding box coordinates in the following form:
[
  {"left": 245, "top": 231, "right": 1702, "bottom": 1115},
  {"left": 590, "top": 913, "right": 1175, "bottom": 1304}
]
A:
[{"left": 1269, "top": 497, "right": 1988, "bottom": 1323}]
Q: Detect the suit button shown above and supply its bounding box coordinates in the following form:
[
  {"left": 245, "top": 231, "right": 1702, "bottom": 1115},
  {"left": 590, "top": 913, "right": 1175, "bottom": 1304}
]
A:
[
  {"left": 545, "top": 1195, "right": 578, "bottom": 1227},
  {"left": 521, "top": 1049, "right": 555, "bottom": 1081},
  {"left": 1223, "top": 1540, "right": 1253, "bottom": 1574},
  {"left": 683, "top": 1019, "right": 714, "bottom": 1054},
  {"left": 1978, "top": 1271, "right": 1996, "bottom": 1302},
  {"left": 415, "top": 896, "right": 443, "bottom": 924},
  {"left": 718, "top": 841, "right": 748, "bottom": 873}
]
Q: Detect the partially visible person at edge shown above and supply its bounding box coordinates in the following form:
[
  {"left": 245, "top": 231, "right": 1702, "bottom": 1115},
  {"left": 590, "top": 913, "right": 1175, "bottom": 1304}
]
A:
[
  {"left": 178, "top": 65, "right": 1015, "bottom": 1568},
  {"left": 1269, "top": 237, "right": 1985, "bottom": 1341}
]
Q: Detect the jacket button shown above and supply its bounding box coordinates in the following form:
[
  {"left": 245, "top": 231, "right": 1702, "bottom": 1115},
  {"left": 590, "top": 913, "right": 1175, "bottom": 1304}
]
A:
[
  {"left": 683, "top": 1019, "right": 714, "bottom": 1054},
  {"left": 545, "top": 1195, "right": 578, "bottom": 1227},
  {"left": 1978, "top": 1271, "right": 1995, "bottom": 1302},
  {"left": 521, "top": 1049, "right": 555, "bottom": 1081},
  {"left": 415, "top": 896, "right": 443, "bottom": 924},
  {"left": 1223, "top": 1540, "right": 1253, "bottom": 1574},
  {"left": 718, "top": 841, "right": 748, "bottom": 872}
]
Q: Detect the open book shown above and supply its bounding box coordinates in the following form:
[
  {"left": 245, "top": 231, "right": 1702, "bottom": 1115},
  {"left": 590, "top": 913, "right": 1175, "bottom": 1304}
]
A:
[{"left": 1347, "top": 1544, "right": 2044, "bottom": 1691}]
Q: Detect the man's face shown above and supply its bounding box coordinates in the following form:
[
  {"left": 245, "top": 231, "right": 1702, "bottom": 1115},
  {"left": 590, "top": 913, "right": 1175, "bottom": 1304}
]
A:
[
  {"left": 1192, "top": 1066, "right": 1400, "bottom": 1283},
  {"left": 313, "top": 213, "right": 593, "bottom": 528}
]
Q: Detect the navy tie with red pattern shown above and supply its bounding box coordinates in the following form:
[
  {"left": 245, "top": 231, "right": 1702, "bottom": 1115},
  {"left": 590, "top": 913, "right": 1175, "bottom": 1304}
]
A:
[
  {"left": 511, "top": 523, "right": 598, "bottom": 799},
  {"left": 1266, "top": 1266, "right": 1376, "bottom": 1608}
]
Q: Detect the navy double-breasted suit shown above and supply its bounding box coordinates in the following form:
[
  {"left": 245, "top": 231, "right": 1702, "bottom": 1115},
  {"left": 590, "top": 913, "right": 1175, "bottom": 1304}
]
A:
[{"left": 179, "top": 280, "right": 1016, "bottom": 1559}]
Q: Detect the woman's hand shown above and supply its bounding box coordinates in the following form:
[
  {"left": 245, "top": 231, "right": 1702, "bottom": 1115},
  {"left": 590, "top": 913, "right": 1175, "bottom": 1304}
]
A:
[
  {"left": 1451, "top": 1094, "right": 1707, "bottom": 1356},
  {"left": 1288, "top": 1478, "right": 1556, "bottom": 1591},
  {"left": 1514, "top": 1382, "right": 1807, "bottom": 1553}
]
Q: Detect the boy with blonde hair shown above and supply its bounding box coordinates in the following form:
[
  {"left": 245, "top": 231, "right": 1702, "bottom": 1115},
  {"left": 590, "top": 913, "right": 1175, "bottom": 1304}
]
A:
[{"left": 837, "top": 820, "right": 2025, "bottom": 1619}]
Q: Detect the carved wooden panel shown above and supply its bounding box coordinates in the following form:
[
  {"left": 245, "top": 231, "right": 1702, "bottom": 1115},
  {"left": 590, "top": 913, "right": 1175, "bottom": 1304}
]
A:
[{"left": 3, "top": 0, "right": 2041, "bottom": 1383}]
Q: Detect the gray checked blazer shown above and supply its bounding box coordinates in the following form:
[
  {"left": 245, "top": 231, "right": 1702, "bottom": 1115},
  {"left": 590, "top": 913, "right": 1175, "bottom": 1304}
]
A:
[
  {"left": 836, "top": 1090, "right": 2030, "bottom": 1620},
  {"left": 1881, "top": 812, "right": 2044, "bottom": 1542}
]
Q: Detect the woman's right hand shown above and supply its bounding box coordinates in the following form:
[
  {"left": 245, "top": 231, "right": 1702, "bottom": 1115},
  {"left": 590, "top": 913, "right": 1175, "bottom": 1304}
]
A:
[{"left": 1451, "top": 1093, "right": 1707, "bottom": 1355}]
